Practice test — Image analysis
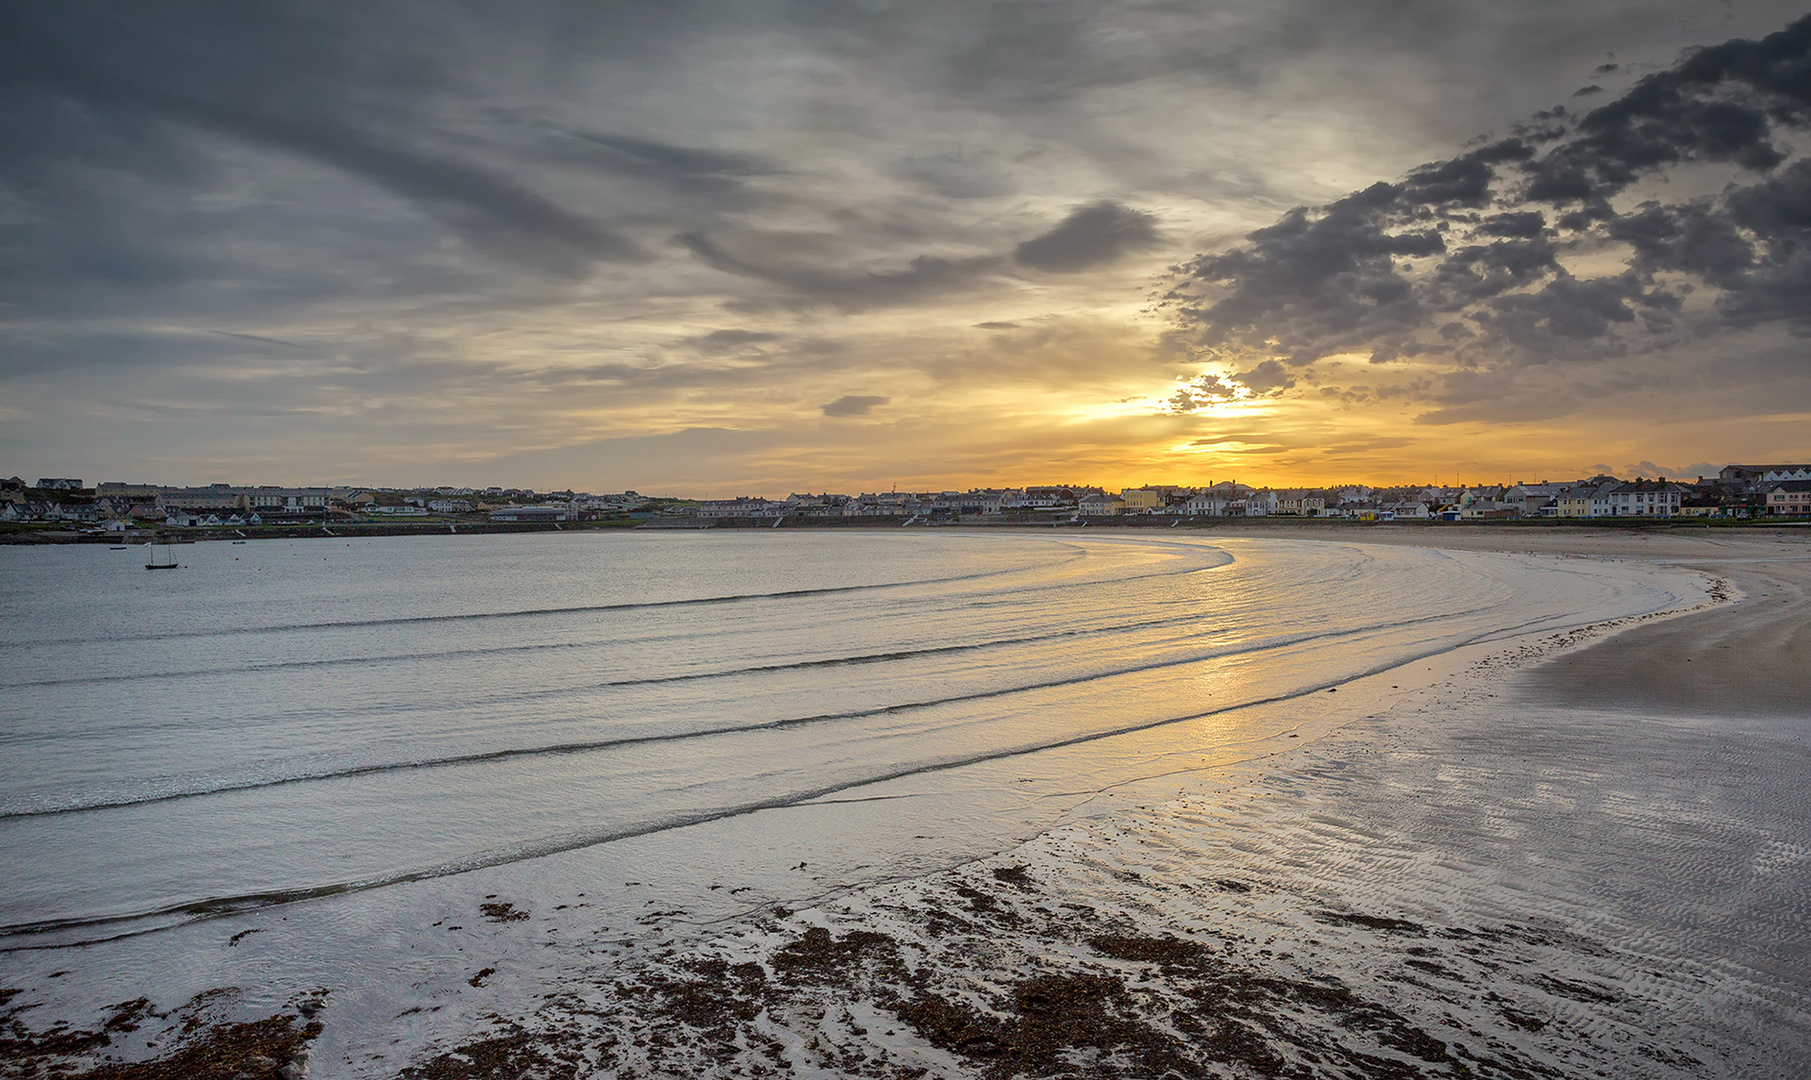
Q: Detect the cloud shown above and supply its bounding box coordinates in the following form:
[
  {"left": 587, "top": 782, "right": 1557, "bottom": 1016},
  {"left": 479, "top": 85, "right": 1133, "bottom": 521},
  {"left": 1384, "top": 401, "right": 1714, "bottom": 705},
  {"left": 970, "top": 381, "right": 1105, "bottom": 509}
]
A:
[
  {"left": 1162, "top": 13, "right": 1811, "bottom": 378},
  {"left": 1233, "top": 359, "right": 1295, "bottom": 394},
  {"left": 683, "top": 329, "right": 784, "bottom": 352},
  {"left": 182, "top": 114, "right": 647, "bottom": 272},
  {"left": 1164, "top": 372, "right": 1239, "bottom": 412},
  {"left": 204, "top": 329, "right": 311, "bottom": 350},
  {"left": 6, "top": 0, "right": 1808, "bottom": 489},
  {"left": 1014, "top": 200, "right": 1162, "bottom": 272},
  {"left": 1, "top": 9, "right": 646, "bottom": 276},
  {"left": 821, "top": 394, "right": 889, "bottom": 417},
  {"left": 558, "top": 131, "right": 771, "bottom": 181},
  {"left": 678, "top": 231, "right": 1004, "bottom": 309}
]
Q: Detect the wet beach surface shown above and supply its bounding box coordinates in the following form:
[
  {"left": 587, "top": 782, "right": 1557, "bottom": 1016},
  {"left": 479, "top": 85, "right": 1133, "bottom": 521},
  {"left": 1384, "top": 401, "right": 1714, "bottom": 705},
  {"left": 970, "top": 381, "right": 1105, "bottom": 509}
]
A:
[
  {"left": 3, "top": 528, "right": 1805, "bottom": 1078},
  {"left": 379, "top": 625, "right": 1810, "bottom": 1078}
]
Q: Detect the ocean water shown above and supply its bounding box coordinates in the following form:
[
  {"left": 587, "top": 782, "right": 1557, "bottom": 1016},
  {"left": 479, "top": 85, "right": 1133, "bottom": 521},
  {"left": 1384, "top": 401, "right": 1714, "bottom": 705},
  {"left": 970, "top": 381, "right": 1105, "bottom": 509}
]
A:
[{"left": 0, "top": 529, "right": 1708, "bottom": 1071}]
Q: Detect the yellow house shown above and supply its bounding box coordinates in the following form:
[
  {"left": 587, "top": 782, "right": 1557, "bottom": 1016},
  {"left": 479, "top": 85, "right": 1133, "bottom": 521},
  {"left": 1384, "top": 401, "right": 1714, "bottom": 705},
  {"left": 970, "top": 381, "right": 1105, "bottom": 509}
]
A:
[{"left": 1119, "top": 488, "right": 1165, "bottom": 513}]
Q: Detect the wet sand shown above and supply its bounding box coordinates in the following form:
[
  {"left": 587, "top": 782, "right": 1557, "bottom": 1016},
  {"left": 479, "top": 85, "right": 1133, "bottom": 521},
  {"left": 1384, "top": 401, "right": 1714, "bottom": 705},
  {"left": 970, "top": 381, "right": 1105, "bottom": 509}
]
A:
[
  {"left": 1194, "top": 522, "right": 1811, "bottom": 716},
  {"left": 7, "top": 525, "right": 1807, "bottom": 1078},
  {"left": 383, "top": 526, "right": 1811, "bottom": 1077}
]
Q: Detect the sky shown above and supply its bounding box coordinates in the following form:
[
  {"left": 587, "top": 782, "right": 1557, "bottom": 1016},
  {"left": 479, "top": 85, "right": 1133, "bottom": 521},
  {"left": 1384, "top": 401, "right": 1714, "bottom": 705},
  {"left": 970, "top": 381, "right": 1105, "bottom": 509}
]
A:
[{"left": 3, "top": 1, "right": 1810, "bottom": 494}]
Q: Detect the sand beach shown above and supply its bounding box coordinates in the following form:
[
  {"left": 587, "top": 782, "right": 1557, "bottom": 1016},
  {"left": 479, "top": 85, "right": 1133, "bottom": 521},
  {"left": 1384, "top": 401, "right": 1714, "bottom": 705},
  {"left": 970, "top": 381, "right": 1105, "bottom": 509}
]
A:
[{"left": 2, "top": 526, "right": 1807, "bottom": 1079}]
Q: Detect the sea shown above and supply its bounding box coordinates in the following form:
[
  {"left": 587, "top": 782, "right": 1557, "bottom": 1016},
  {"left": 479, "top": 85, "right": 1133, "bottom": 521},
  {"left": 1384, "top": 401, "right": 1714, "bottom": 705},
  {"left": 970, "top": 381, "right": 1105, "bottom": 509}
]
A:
[{"left": 7, "top": 527, "right": 1776, "bottom": 1076}]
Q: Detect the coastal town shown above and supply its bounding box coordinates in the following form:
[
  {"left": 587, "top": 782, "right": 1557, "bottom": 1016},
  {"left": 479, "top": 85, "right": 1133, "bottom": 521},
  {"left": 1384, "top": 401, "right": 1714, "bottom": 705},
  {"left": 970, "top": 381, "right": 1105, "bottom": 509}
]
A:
[{"left": 3, "top": 464, "right": 1809, "bottom": 537}]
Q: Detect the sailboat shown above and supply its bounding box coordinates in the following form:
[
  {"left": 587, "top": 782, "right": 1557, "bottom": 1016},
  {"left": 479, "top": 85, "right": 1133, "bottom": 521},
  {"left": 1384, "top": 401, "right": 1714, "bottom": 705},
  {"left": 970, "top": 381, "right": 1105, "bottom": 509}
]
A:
[{"left": 144, "top": 543, "right": 178, "bottom": 570}]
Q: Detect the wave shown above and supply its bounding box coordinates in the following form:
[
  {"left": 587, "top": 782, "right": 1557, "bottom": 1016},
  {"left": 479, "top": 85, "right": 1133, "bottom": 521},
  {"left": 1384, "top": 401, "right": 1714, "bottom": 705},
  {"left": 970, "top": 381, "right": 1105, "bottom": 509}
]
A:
[
  {"left": 0, "top": 606, "right": 1593, "bottom": 951},
  {"left": 3, "top": 546, "right": 1093, "bottom": 651},
  {"left": 0, "top": 557, "right": 1228, "bottom": 693},
  {"left": 0, "top": 598, "right": 1495, "bottom": 821}
]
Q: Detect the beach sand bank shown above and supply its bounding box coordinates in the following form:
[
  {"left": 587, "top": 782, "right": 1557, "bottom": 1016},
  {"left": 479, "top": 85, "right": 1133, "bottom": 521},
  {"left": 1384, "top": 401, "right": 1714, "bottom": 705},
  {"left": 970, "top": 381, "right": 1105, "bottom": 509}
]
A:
[
  {"left": 383, "top": 527, "right": 1811, "bottom": 1077},
  {"left": 1186, "top": 521, "right": 1811, "bottom": 714},
  {"left": 6, "top": 527, "right": 1806, "bottom": 1078}
]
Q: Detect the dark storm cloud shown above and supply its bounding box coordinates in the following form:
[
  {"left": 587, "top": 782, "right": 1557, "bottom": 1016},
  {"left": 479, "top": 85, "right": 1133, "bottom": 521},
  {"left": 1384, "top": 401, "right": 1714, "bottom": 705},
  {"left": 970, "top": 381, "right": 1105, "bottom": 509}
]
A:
[
  {"left": 821, "top": 394, "right": 889, "bottom": 417},
  {"left": 1014, "top": 202, "right": 1163, "bottom": 273},
  {"left": 1163, "top": 13, "right": 1811, "bottom": 372}
]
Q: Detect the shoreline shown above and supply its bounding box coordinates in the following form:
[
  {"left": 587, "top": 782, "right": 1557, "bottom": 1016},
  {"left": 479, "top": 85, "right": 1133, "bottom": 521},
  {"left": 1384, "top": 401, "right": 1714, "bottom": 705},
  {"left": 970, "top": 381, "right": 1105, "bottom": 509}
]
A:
[
  {"left": 1188, "top": 521, "right": 1811, "bottom": 717},
  {"left": 2, "top": 515, "right": 1806, "bottom": 547},
  {"left": 367, "top": 551, "right": 1808, "bottom": 1077},
  {"left": 3, "top": 528, "right": 1805, "bottom": 1077}
]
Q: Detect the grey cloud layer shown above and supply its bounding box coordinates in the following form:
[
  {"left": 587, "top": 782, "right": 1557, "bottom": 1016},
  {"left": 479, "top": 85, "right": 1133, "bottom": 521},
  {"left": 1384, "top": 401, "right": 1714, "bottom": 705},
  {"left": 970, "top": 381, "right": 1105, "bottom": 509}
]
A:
[
  {"left": 821, "top": 394, "right": 890, "bottom": 417},
  {"left": 5, "top": 0, "right": 1808, "bottom": 485},
  {"left": 1015, "top": 202, "right": 1162, "bottom": 272},
  {"left": 1163, "top": 14, "right": 1811, "bottom": 381}
]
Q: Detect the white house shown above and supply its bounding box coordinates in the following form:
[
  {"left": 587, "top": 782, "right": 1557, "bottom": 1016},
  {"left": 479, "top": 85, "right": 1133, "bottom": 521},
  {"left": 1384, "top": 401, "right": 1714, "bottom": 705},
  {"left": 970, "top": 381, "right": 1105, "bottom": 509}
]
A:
[{"left": 1598, "top": 480, "right": 1686, "bottom": 517}]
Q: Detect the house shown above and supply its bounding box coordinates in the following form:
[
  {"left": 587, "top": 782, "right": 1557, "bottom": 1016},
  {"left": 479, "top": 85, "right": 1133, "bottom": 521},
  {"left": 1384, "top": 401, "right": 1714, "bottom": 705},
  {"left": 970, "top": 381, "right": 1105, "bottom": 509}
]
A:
[
  {"left": 1456, "top": 486, "right": 1516, "bottom": 518},
  {"left": 1505, "top": 482, "right": 1568, "bottom": 517},
  {"left": 244, "top": 487, "right": 332, "bottom": 516},
  {"left": 159, "top": 485, "right": 247, "bottom": 513},
  {"left": 782, "top": 493, "right": 832, "bottom": 517},
  {"left": 1553, "top": 480, "right": 1612, "bottom": 518},
  {"left": 999, "top": 489, "right": 1054, "bottom": 511},
  {"left": 1679, "top": 492, "right": 1725, "bottom": 517},
  {"left": 1077, "top": 493, "right": 1123, "bottom": 516},
  {"left": 696, "top": 498, "right": 780, "bottom": 519},
  {"left": 1766, "top": 480, "right": 1811, "bottom": 516},
  {"left": 1275, "top": 490, "right": 1326, "bottom": 516},
  {"left": 1118, "top": 488, "right": 1165, "bottom": 513},
  {"left": 1598, "top": 479, "right": 1688, "bottom": 517},
  {"left": 1721, "top": 464, "right": 1811, "bottom": 486},
  {"left": 932, "top": 490, "right": 1008, "bottom": 515},
  {"left": 95, "top": 482, "right": 167, "bottom": 499},
  {"left": 36, "top": 478, "right": 83, "bottom": 491}
]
